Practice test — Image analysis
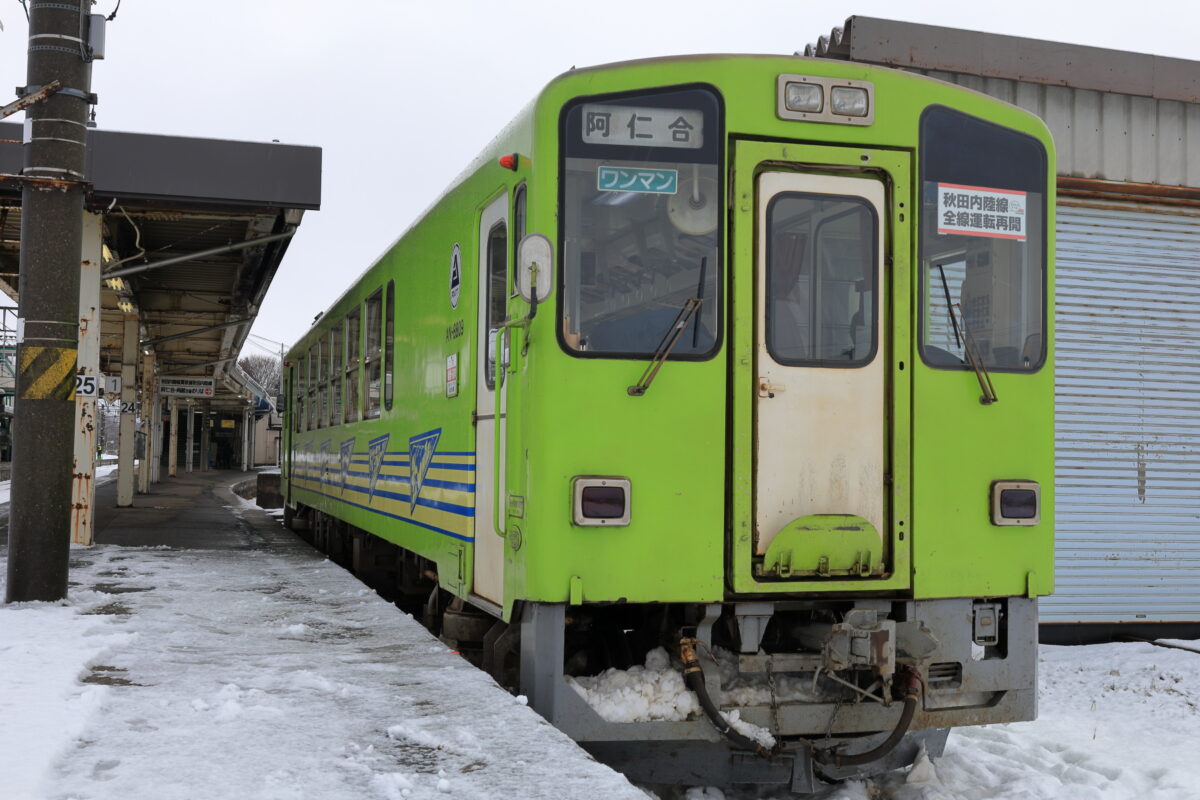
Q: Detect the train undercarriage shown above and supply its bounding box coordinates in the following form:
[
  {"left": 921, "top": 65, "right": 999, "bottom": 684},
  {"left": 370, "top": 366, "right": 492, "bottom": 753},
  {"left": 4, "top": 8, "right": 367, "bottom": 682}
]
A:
[{"left": 290, "top": 506, "right": 1037, "bottom": 793}]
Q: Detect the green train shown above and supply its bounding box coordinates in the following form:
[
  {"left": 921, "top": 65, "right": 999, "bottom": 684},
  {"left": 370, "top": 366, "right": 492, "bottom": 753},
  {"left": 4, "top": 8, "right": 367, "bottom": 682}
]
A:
[{"left": 281, "top": 54, "right": 1054, "bottom": 791}]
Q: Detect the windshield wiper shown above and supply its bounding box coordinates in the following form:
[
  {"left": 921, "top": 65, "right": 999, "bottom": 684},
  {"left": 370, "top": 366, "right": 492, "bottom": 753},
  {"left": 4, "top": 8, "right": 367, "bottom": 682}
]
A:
[
  {"left": 627, "top": 297, "right": 703, "bottom": 397},
  {"left": 954, "top": 301, "right": 998, "bottom": 405},
  {"left": 937, "top": 265, "right": 963, "bottom": 351}
]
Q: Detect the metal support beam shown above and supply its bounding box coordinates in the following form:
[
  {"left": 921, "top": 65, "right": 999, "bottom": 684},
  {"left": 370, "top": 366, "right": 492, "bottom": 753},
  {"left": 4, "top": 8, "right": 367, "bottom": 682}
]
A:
[
  {"left": 116, "top": 315, "right": 137, "bottom": 506},
  {"left": 6, "top": 0, "right": 92, "bottom": 603},
  {"left": 140, "top": 318, "right": 252, "bottom": 348},
  {"left": 102, "top": 230, "right": 296, "bottom": 280},
  {"left": 71, "top": 212, "right": 102, "bottom": 545},
  {"left": 0, "top": 80, "right": 61, "bottom": 121},
  {"left": 168, "top": 396, "right": 178, "bottom": 477},
  {"left": 241, "top": 409, "right": 249, "bottom": 471}
]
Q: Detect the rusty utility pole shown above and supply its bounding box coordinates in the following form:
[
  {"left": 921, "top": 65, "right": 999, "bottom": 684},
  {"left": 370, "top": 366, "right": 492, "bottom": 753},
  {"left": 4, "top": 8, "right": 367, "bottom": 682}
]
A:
[{"left": 5, "top": 1, "right": 94, "bottom": 603}]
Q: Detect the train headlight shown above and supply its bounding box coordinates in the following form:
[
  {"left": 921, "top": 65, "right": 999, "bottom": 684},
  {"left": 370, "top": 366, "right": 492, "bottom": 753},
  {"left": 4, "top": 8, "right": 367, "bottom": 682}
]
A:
[
  {"left": 783, "top": 81, "right": 823, "bottom": 113},
  {"left": 830, "top": 86, "right": 870, "bottom": 117},
  {"left": 777, "top": 74, "right": 874, "bottom": 126},
  {"left": 572, "top": 477, "right": 631, "bottom": 527},
  {"left": 991, "top": 481, "right": 1040, "bottom": 526}
]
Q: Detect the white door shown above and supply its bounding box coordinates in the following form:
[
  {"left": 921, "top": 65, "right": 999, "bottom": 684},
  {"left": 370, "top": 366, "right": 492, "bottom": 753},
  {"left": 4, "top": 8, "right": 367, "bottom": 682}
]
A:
[
  {"left": 473, "top": 195, "right": 507, "bottom": 602},
  {"left": 754, "top": 172, "right": 888, "bottom": 575}
]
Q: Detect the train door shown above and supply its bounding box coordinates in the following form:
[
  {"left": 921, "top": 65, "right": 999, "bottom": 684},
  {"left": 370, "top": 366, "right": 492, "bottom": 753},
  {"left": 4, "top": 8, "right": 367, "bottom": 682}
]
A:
[
  {"left": 473, "top": 194, "right": 508, "bottom": 603},
  {"left": 753, "top": 171, "right": 890, "bottom": 580}
]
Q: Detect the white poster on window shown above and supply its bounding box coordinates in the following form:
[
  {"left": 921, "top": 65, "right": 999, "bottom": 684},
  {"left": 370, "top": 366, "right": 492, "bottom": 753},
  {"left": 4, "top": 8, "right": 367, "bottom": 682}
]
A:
[{"left": 936, "top": 183, "right": 1027, "bottom": 242}]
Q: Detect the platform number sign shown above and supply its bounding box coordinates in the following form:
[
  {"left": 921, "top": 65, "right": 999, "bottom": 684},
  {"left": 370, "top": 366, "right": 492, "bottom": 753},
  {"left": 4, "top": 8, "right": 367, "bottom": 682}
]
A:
[
  {"left": 449, "top": 243, "right": 462, "bottom": 309},
  {"left": 74, "top": 374, "right": 98, "bottom": 397}
]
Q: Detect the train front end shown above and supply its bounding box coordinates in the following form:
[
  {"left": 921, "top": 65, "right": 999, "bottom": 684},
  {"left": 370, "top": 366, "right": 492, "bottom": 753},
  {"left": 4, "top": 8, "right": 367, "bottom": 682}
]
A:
[{"left": 489, "top": 56, "right": 1055, "bottom": 791}]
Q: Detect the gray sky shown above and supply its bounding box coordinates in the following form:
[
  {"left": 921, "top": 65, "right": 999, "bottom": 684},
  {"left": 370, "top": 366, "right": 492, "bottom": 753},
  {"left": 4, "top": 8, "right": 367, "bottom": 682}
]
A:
[{"left": 2, "top": 0, "right": 1196, "bottom": 353}]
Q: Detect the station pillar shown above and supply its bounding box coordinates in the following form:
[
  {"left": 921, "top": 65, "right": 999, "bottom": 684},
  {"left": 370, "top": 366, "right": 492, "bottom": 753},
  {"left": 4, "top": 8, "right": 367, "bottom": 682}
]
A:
[
  {"left": 137, "top": 351, "right": 154, "bottom": 494},
  {"left": 168, "top": 396, "right": 178, "bottom": 477},
  {"left": 116, "top": 314, "right": 138, "bottom": 506},
  {"left": 149, "top": 381, "right": 161, "bottom": 485},
  {"left": 199, "top": 401, "right": 210, "bottom": 471},
  {"left": 241, "top": 409, "right": 250, "bottom": 471},
  {"left": 71, "top": 212, "right": 102, "bottom": 545},
  {"left": 249, "top": 410, "right": 257, "bottom": 468},
  {"left": 185, "top": 399, "right": 195, "bottom": 472}
]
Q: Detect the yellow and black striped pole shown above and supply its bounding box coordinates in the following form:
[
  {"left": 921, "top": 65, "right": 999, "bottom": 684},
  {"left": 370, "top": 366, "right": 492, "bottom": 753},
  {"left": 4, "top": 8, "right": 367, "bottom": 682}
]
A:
[{"left": 5, "top": 0, "right": 91, "bottom": 603}]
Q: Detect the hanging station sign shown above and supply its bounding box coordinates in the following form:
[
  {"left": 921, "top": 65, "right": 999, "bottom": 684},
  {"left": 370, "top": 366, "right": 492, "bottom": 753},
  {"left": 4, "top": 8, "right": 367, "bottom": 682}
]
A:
[{"left": 160, "top": 377, "right": 215, "bottom": 397}]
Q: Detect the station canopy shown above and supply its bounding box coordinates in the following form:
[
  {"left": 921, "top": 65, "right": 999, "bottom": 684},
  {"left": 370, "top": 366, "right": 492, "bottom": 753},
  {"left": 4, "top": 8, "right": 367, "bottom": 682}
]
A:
[{"left": 0, "top": 120, "right": 321, "bottom": 410}]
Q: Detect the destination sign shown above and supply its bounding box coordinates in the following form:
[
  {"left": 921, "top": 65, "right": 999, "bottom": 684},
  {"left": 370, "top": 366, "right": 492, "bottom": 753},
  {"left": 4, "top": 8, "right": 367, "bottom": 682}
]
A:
[
  {"left": 160, "top": 376, "right": 215, "bottom": 397},
  {"left": 581, "top": 104, "right": 703, "bottom": 149}
]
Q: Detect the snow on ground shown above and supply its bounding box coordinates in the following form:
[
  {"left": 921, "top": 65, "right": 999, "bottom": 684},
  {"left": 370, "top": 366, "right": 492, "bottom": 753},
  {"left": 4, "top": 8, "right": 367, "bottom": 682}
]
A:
[
  {"left": 0, "top": 514, "right": 645, "bottom": 799},
  {"left": 3, "top": 473, "right": 1200, "bottom": 798},
  {"left": 0, "top": 463, "right": 119, "bottom": 506}
]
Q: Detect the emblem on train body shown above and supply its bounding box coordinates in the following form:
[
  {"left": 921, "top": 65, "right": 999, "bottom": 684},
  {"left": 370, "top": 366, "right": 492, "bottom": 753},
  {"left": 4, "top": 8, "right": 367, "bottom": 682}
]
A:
[
  {"left": 319, "top": 440, "right": 332, "bottom": 485},
  {"left": 367, "top": 433, "right": 390, "bottom": 500},
  {"left": 408, "top": 428, "right": 442, "bottom": 512},
  {"left": 339, "top": 437, "right": 356, "bottom": 494}
]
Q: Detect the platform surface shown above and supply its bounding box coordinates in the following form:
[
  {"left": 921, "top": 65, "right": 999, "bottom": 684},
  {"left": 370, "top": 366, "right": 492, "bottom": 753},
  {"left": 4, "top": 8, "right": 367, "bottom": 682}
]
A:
[{"left": 0, "top": 469, "right": 644, "bottom": 800}]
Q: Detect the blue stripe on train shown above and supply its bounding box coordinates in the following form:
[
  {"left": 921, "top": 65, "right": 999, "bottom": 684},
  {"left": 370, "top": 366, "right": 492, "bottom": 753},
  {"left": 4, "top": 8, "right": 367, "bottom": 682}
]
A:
[
  {"left": 294, "top": 482, "right": 474, "bottom": 543},
  {"left": 294, "top": 469, "right": 475, "bottom": 496},
  {"left": 295, "top": 476, "right": 476, "bottom": 518}
]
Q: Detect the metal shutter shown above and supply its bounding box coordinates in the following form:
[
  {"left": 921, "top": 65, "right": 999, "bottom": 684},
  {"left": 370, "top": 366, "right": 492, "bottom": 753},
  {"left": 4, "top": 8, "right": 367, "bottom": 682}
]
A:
[{"left": 1046, "top": 199, "right": 1200, "bottom": 623}]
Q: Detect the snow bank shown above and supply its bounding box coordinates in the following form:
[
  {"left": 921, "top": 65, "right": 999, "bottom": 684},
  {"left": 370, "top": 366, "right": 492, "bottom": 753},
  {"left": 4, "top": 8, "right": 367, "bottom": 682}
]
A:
[
  {"left": 567, "top": 647, "right": 701, "bottom": 723},
  {"left": 567, "top": 647, "right": 777, "bottom": 748}
]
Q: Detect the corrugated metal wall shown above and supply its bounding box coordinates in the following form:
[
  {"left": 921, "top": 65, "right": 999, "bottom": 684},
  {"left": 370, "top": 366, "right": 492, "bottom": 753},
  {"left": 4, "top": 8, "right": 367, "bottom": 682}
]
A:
[
  {"left": 917, "top": 70, "right": 1200, "bottom": 189},
  {"left": 1044, "top": 199, "right": 1200, "bottom": 623}
]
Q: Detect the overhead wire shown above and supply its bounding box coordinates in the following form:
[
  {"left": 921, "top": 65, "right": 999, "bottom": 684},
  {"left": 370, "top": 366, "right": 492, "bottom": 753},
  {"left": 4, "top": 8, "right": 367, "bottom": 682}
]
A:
[{"left": 104, "top": 205, "right": 147, "bottom": 270}]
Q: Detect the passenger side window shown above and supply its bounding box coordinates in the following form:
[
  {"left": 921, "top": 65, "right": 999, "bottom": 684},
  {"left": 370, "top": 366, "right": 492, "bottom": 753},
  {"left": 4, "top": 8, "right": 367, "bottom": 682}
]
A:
[
  {"left": 330, "top": 321, "right": 344, "bottom": 426},
  {"left": 307, "top": 344, "right": 319, "bottom": 430},
  {"left": 346, "top": 308, "right": 360, "bottom": 423},
  {"left": 384, "top": 281, "right": 395, "bottom": 411},
  {"left": 364, "top": 289, "right": 383, "bottom": 418}
]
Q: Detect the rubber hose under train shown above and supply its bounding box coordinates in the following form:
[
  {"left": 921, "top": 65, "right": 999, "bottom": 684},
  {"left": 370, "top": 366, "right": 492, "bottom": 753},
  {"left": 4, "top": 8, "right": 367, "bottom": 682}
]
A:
[
  {"left": 813, "top": 668, "right": 923, "bottom": 768},
  {"left": 678, "top": 639, "right": 773, "bottom": 758},
  {"left": 679, "top": 638, "right": 922, "bottom": 767}
]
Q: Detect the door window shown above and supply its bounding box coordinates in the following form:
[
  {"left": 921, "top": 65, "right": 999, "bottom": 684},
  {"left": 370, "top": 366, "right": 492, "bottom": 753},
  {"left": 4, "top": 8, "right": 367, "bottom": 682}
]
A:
[{"left": 765, "top": 193, "right": 878, "bottom": 367}]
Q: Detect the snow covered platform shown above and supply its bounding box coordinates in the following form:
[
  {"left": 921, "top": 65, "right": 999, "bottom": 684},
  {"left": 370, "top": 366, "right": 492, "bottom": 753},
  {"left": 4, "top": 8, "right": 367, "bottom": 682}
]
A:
[{"left": 0, "top": 470, "right": 644, "bottom": 800}]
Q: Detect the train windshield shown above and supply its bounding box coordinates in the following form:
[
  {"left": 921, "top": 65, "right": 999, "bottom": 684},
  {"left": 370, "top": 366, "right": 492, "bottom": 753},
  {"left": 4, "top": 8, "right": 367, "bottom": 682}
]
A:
[
  {"left": 559, "top": 87, "right": 722, "bottom": 358},
  {"left": 918, "top": 106, "right": 1047, "bottom": 372}
]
